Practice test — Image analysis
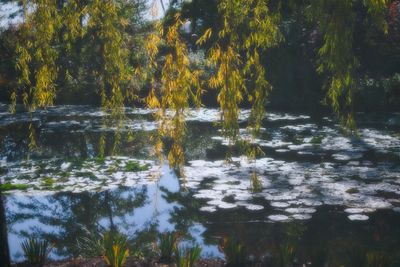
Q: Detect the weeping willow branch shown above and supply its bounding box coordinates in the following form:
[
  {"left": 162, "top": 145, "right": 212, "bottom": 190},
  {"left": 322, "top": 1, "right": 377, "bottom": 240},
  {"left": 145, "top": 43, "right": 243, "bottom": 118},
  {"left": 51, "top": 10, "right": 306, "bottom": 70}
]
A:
[
  {"left": 12, "top": 0, "right": 132, "bottom": 155},
  {"left": 12, "top": 0, "right": 61, "bottom": 152},
  {"left": 200, "top": 0, "right": 281, "bottom": 148},
  {"left": 310, "top": 0, "right": 388, "bottom": 133},
  {"left": 143, "top": 14, "right": 203, "bottom": 175},
  {"left": 88, "top": 0, "right": 130, "bottom": 156},
  {"left": 13, "top": 0, "right": 60, "bottom": 112}
]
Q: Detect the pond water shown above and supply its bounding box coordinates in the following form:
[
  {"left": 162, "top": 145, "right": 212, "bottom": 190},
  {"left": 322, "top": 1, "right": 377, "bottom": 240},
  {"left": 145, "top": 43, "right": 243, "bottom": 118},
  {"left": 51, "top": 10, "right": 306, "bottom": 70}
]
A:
[{"left": 1, "top": 103, "right": 400, "bottom": 265}]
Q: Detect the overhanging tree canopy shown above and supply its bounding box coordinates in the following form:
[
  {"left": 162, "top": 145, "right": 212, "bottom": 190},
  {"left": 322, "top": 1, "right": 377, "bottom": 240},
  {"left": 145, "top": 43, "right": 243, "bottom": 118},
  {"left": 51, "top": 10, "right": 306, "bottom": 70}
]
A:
[{"left": 9, "top": 0, "right": 391, "bottom": 168}]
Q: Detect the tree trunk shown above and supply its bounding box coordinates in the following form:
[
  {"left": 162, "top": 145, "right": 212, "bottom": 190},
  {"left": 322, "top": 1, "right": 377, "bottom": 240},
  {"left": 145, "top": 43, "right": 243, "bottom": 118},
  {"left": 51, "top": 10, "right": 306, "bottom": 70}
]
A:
[{"left": 0, "top": 186, "right": 10, "bottom": 267}]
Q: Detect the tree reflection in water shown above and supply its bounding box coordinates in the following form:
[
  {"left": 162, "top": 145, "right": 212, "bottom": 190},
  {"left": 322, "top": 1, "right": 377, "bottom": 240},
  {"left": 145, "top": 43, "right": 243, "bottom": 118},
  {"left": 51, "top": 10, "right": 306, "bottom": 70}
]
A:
[
  {"left": 1, "top": 106, "right": 400, "bottom": 265},
  {"left": 2, "top": 164, "right": 400, "bottom": 265},
  {"left": 7, "top": 186, "right": 149, "bottom": 260}
]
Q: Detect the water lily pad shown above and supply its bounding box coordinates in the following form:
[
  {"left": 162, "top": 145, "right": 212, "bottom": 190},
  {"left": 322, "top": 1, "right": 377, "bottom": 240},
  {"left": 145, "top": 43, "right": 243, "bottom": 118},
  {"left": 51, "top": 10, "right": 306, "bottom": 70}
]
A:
[
  {"left": 285, "top": 208, "right": 316, "bottom": 214},
  {"left": 292, "top": 214, "right": 312, "bottom": 220},
  {"left": 268, "top": 215, "right": 290, "bottom": 222},
  {"left": 200, "top": 206, "right": 217, "bottom": 213},
  {"left": 270, "top": 202, "right": 290, "bottom": 208},
  {"left": 242, "top": 204, "right": 264, "bottom": 211},
  {"left": 348, "top": 214, "right": 369, "bottom": 221}
]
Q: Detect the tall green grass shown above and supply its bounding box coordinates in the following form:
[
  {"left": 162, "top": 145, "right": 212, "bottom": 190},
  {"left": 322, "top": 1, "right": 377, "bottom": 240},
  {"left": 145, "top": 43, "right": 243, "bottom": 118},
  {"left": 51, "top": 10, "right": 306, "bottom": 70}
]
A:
[{"left": 21, "top": 238, "right": 53, "bottom": 266}]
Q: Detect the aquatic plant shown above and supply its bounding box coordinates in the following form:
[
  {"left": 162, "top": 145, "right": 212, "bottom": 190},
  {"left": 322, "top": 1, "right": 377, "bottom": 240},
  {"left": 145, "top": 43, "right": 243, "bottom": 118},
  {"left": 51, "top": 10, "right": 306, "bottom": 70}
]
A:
[
  {"left": 310, "top": 135, "right": 325, "bottom": 145},
  {"left": 158, "top": 232, "right": 178, "bottom": 263},
  {"left": 77, "top": 230, "right": 130, "bottom": 267},
  {"left": 21, "top": 238, "right": 53, "bottom": 266},
  {"left": 175, "top": 245, "right": 202, "bottom": 267},
  {"left": 125, "top": 161, "right": 150, "bottom": 172},
  {"left": 76, "top": 231, "right": 105, "bottom": 257},
  {"left": 102, "top": 232, "right": 130, "bottom": 267},
  {"left": 0, "top": 183, "right": 30, "bottom": 192},
  {"left": 41, "top": 177, "right": 55, "bottom": 188},
  {"left": 106, "top": 162, "right": 120, "bottom": 174},
  {"left": 219, "top": 238, "right": 248, "bottom": 267},
  {"left": 103, "top": 240, "right": 129, "bottom": 267}
]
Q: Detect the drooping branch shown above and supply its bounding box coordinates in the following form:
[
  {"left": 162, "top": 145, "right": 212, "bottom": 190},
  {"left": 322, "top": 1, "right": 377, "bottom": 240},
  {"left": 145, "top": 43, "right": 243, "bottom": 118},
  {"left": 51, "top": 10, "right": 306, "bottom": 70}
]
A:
[
  {"left": 143, "top": 14, "right": 203, "bottom": 173},
  {"left": 311, "top": 0, "right": 357, "bottom": 131},
  {"left": 201, "top": 0, "right": 281, "bottom": 142},
  {"left": 310, "top": 0, "right": 389, "bottom": 132}
]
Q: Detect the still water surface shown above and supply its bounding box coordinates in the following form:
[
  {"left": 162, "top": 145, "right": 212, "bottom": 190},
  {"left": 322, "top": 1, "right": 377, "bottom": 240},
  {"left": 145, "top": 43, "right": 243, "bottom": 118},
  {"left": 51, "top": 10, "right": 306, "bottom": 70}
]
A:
[{"left": 1, "top": 104, "right": 400, "bottom": 265}]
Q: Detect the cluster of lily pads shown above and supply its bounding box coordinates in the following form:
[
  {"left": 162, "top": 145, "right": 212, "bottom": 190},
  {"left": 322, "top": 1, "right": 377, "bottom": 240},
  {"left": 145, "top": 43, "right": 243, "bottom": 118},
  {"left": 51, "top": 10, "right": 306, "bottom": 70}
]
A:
[
  {"left": 1, "top": 106, "right": 400, "bottom": 224},
  {"left": 183, "top": 156, "right": 400, "bottom": 222},
  {"left": 0, "top": 156, "right": 156, "bottom": 194}
]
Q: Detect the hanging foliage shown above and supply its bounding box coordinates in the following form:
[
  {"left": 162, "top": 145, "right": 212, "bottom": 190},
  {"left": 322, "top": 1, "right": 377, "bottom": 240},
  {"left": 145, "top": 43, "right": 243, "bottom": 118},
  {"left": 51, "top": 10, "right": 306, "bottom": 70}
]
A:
[
  {"left": 11, "top": 0, "right": 61, "bottom": 151},
  {"left": 88, "top": 0, "right": 131, "bottom": 154},
  {"left": 244, "top": 0, "right": 282, "bottom": 136},
  {"left": 310, "top": 0, "right": 388, "bottom": 132},
  {"left": 198, "top": 0, "right": 281, "bottom": 142},
  {"left": 9, "top": 0, "right": 393, "bottom": 170},
  {"left": 143, "top": 13, "right": 203, "bottom": 173},
  {"left": 12, "top": 0, "right": 133, "bottom": 154},
  {"left": 310, "top": 0, "right": 358, "bottom": 131},
  {"left": 195, "top": 0, "right": 281, "bottom": 188},
  {"left": 12, "top": 0, "right": 61, "bottom": 112}
]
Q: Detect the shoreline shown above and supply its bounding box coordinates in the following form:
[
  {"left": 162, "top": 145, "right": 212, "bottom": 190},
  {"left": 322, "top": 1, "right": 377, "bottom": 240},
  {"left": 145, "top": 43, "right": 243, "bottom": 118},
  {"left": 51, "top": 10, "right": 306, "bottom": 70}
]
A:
[{"left": 13, "top": 257, "right": 226, "bottom": 267}]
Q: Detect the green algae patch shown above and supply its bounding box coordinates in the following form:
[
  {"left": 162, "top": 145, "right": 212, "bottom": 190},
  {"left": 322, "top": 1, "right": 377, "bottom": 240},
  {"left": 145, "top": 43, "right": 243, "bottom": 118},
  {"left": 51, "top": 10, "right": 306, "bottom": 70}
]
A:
[
  {"left": 125, "top": 161, "right": 150, "bottom": 172},
  {"left": 53, "top": 185, "right": 66, "bottom": 191},
  {"left": 41, "top": 177, "right": 55, "bottom": 187},
  {"left": 310, "top": 135, "right": 325, "bottom": 145},
  {"left": 0, "top": 183, "right": 30, "bottom": 192}
]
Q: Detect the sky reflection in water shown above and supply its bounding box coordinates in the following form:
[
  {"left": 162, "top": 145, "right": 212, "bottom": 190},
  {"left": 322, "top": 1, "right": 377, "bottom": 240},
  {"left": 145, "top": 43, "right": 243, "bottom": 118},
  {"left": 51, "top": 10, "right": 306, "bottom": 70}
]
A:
[{"left": 1, "top": 104, "right": 400, "bottom": 264}]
